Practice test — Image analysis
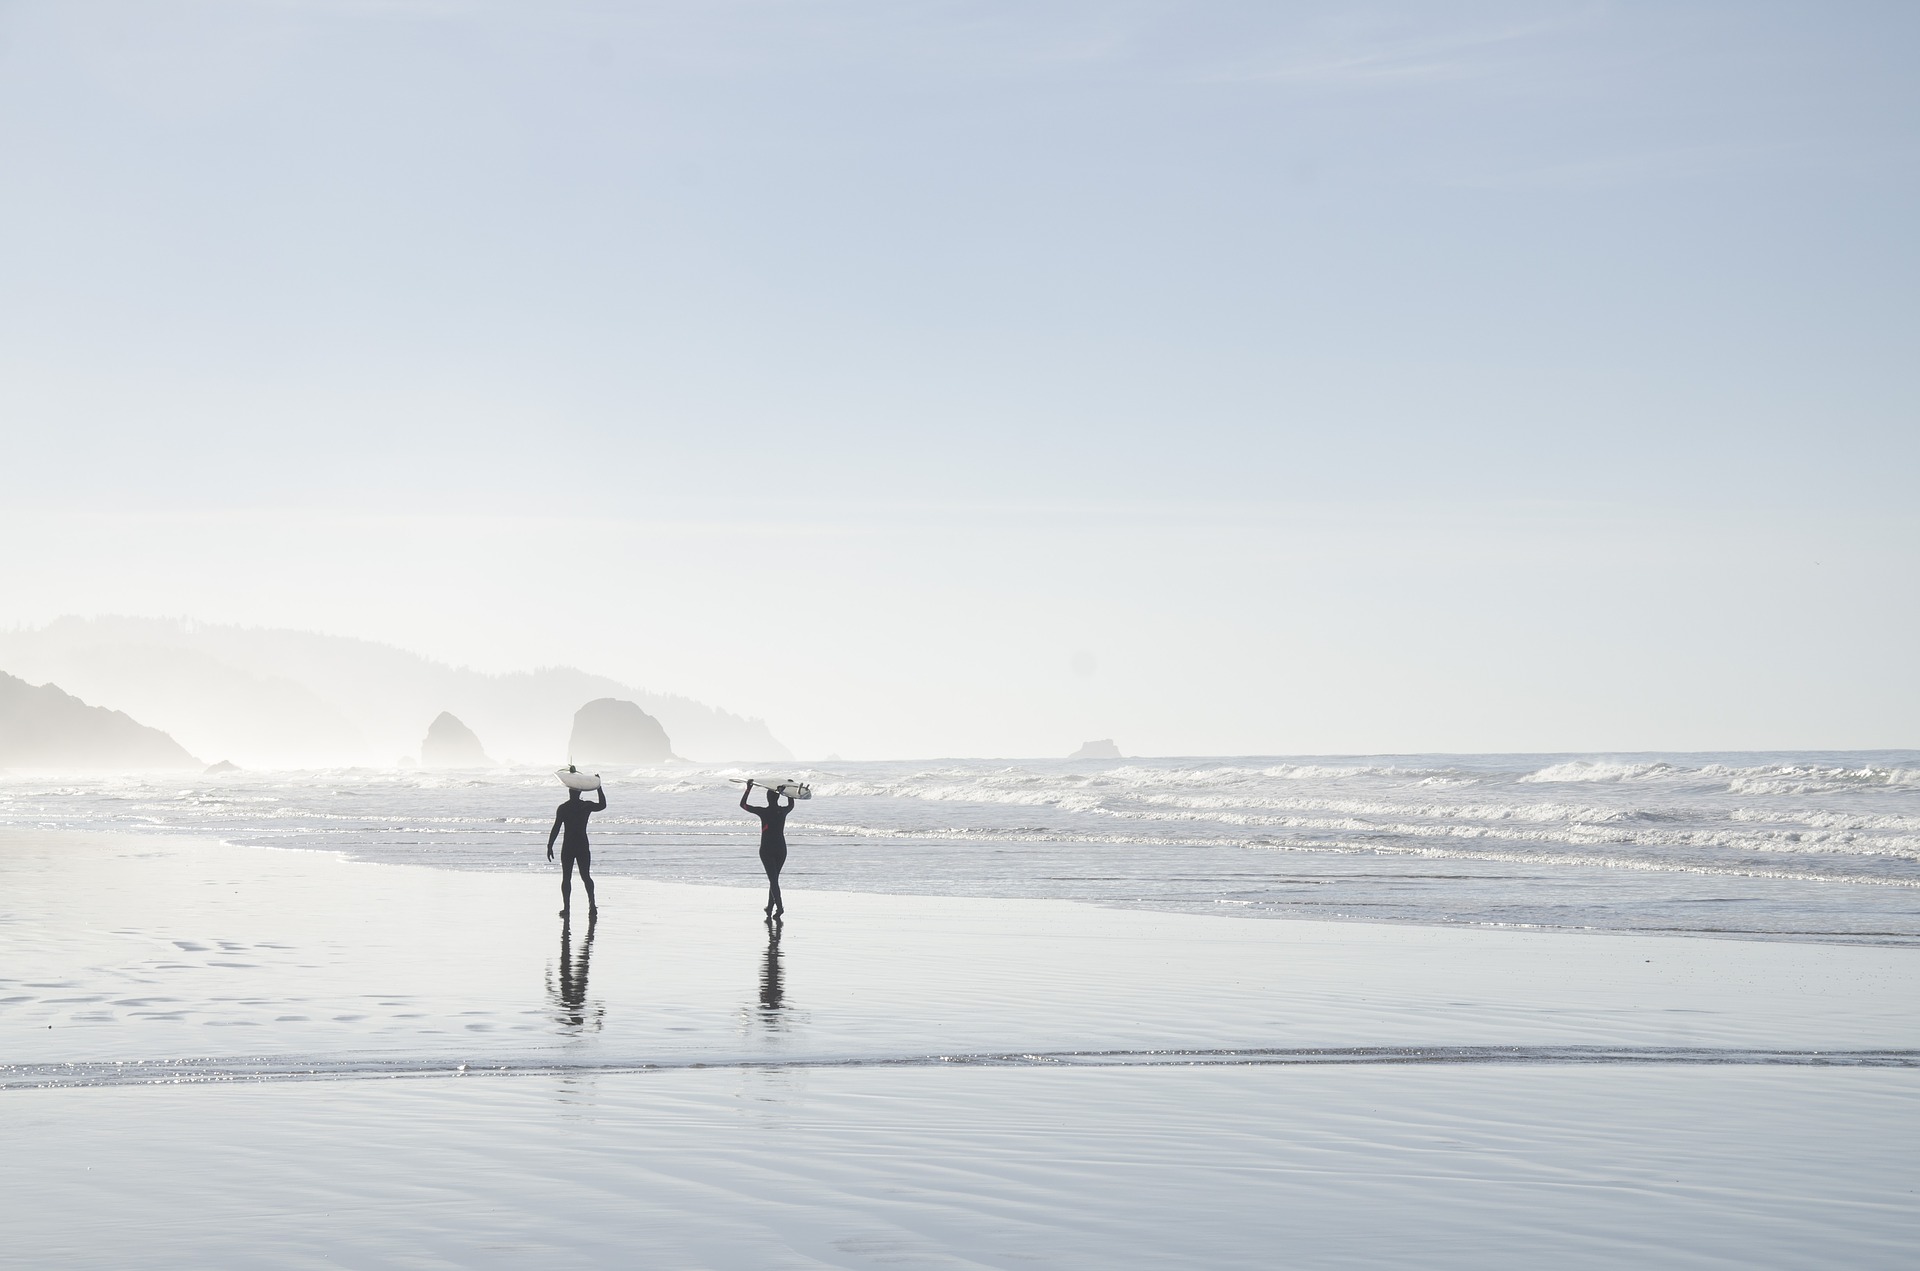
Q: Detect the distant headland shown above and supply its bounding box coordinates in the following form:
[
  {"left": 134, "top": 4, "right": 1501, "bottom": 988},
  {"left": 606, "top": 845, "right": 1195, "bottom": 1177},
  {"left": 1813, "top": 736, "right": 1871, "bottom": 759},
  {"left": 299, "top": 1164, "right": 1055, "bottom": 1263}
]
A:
[{"left": 0, "top": 616, "right": 789, "bottom": 769}]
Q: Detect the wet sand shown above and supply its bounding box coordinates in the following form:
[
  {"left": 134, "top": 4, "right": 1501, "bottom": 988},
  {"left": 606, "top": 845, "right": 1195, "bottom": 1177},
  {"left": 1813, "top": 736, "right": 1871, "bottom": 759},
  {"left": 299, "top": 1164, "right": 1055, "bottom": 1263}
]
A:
[
  {"left": 3, "top": 829, "right": 1918, "bottom": 1267},
  {"left": 10, "top": 1066, "right": 1919, "bottom": 1269}
]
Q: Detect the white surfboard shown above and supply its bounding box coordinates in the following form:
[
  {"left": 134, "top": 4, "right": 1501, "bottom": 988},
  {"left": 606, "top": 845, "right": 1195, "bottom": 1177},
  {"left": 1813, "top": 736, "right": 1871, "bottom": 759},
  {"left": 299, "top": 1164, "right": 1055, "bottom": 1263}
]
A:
[
  {"left": 556, "top": 767, "right": 603, "bottom": 791},
  {"left": 732, "top": 778, "right": 811, "bottom": 800}
]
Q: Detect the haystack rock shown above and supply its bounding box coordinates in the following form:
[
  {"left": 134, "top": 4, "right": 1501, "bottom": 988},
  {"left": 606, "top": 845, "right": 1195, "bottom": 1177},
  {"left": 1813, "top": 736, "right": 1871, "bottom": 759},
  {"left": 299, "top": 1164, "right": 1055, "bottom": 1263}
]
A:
[
  {"left": 0, "top": 671, "right": 199, "bottom": 769},
  {"left": 1069, "top": 739, "right": 1122, "bottom": 759},
  {"left": 569, "top": 698, "right": 672, "bottom": 765},
  {"left": 420, "top": 712, "right": 492, "bottom": 766}
]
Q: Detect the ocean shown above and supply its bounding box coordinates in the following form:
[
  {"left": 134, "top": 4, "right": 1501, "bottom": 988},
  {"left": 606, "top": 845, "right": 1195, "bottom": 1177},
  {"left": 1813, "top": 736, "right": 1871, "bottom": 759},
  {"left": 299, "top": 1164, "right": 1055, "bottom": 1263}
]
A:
[{"left": 6, "top": 751, "right": 1917, "bottom": 945}]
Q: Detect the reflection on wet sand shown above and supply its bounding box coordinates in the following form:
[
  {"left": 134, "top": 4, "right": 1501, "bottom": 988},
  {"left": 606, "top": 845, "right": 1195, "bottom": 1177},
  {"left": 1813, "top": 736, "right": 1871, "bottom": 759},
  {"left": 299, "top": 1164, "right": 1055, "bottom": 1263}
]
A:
[
  {"left": 758, "top": 919, "right": 785, "bottom": 1021},
  {"left": 546, "top": 912, "right": 601, "bottom": 1032}
]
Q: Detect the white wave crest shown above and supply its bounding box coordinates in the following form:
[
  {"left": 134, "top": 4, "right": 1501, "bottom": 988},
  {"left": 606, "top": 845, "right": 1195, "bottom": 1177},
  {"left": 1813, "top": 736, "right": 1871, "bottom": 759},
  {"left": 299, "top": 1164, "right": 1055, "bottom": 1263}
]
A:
[{"left": 1519, "top": 761, "right": 1679, "bottom": 784}]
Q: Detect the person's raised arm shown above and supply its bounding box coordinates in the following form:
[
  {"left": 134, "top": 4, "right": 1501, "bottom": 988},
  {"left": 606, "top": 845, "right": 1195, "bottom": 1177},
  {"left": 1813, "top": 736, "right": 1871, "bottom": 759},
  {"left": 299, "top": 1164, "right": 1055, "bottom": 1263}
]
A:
[
  {"left": 590, "top": 784, "right": 607, "bottom": 813},
  {"left": 738, "top": 778, "right": 755, "bottom": 812},
  {"left": 547, "top": 806, "right": 562, "bottom": 861}
]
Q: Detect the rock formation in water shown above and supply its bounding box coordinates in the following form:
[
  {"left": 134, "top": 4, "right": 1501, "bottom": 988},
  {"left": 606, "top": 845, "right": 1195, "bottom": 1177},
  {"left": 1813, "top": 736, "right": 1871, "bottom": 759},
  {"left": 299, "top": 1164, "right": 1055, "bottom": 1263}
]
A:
[
  {"left": 569, "top": 698, "right": 673, "bottom": 765},
  {"left": 205, "top": 759, "right": 241, "bottom": 774},
  {"left": 1069, "top": 738, "right": 1122, "bottom": 759},
  {"left": 0, "top": 671, "right": 200, "bottom": 769},
  {"left": 0, "top": 616, "right": 790, "bottom": 765},
  {"left": 420, "top": 711, "right": 493, "bottom": 766}
]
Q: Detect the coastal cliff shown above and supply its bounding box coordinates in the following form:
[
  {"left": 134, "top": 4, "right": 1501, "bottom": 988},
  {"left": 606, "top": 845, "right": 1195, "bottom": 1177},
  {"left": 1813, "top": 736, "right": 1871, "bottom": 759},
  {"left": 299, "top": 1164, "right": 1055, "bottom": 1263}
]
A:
[
  {"left": 0, "top": 617, "right": 791, "bottom": 767},
  {"left": 0, "top": 671, "right": 200, "bottom": 769}
]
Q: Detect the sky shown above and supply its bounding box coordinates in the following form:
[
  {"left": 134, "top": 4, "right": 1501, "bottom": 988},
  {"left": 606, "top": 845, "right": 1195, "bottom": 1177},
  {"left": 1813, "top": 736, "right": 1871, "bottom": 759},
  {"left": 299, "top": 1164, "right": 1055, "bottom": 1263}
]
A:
[{"left": 1, "top": 0, "right": 1916, "bottom": 758}]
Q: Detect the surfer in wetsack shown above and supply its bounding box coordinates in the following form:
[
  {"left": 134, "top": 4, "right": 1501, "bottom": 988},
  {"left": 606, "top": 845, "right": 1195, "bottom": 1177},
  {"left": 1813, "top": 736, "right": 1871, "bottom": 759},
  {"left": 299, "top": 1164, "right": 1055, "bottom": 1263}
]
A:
[
  {"left": 739, "top": 779, "right": 795, "bottom": 920},
  {"left": 547, "top": 771, "right": 606, "bottom": 919}
]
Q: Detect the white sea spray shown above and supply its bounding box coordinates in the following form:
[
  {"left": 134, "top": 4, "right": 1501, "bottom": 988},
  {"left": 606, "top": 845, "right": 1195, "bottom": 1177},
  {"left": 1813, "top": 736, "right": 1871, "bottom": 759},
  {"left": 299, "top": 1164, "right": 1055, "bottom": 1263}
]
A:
[{"left": 4, "top": 750, "right": 1918, "bottom": 942}]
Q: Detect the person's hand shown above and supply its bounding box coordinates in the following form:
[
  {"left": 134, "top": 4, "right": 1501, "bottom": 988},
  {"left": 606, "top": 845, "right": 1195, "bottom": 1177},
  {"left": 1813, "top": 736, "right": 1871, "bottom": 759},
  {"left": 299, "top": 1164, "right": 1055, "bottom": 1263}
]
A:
[
  {"left": 745, "top": 778, "right": 755, "bottom": 788},
  {"left": 546, "top": 846, "right": 555, "bottom": 862}
]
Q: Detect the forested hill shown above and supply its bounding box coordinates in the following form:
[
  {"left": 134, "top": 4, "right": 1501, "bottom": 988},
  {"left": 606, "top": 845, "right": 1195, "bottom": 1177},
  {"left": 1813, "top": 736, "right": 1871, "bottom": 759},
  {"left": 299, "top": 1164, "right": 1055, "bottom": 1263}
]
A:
[
  {"left": 0, "top": 617, "right": 789, "bottom": 768},
  {"left": 0, "top": 671, "right": 200, "bottom": 769}
]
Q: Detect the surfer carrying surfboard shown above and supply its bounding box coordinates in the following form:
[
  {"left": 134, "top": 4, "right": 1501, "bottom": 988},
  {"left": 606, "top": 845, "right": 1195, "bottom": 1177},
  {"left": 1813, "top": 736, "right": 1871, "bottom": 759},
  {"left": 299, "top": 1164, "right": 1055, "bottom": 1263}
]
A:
[
  {"left": 739, "top": 779, "right": 795, "bottom": 920},
  {"left": 547, "top": 770, "right": 606, "bottom": 919}
]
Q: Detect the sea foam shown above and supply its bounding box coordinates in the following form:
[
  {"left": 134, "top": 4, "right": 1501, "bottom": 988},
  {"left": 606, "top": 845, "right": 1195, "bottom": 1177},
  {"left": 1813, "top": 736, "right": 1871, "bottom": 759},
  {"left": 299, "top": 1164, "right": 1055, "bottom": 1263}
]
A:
[{"left": 4, "top": 749, "right": 1918, "bottom": 942}]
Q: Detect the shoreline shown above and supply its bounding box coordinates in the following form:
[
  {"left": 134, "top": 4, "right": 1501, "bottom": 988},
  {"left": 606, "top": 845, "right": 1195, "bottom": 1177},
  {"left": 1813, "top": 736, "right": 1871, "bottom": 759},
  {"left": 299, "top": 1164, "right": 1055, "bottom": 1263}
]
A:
[
  {"left": 9, "top": 820, "right": 1919, "bottom": 950},
  {"left": 6, "top": 826, "right": 1919, "bottom": 1267},
  {"left": 4, "top": 827, "right": 1917, "bottom": 1085},
  {"left": 8, "top": 749, "right": 1920, "bottom": 947},
  {"left": 15, "top": 1044, "right": 1920, "bottom": 1094}
]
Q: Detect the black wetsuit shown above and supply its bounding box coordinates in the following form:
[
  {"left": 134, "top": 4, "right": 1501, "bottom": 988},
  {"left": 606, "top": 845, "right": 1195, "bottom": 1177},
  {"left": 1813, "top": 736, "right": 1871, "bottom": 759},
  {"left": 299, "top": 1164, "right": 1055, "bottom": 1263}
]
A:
[
  {"left": 554, "top": 793, "right": 602, "bottom": 865},
  {"left": 744, "top": 791, "right": 793, "bottom": 914},
  {"left": 751, "top": 796, "right": 791, "bottom": 874},
  {"left": 549, "top": 789, "right": 605, "bottom": 912}
]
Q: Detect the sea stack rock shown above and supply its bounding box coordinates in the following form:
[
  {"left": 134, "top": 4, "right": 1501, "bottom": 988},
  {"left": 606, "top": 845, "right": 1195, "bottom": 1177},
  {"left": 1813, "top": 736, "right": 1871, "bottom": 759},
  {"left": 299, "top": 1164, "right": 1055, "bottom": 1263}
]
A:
[
  {"left": 569, "top": 698, "right": 672, "bottom": 765},
  {"left": 1069, "top": 739, "right": 1122, "bottom": 759},
  {"left": 0, "top": 671, "right": 199, "bottom": 768},
  {"left": 420, "top": 712, "right": 492, "bottom": 766}
]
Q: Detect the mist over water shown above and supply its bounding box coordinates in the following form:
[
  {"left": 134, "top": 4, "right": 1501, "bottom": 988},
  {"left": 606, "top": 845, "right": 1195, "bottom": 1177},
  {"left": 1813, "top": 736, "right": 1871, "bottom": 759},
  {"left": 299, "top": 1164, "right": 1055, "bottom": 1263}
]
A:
[{"left": 6, "top": 752, "right": 1918, "bottom": 944}]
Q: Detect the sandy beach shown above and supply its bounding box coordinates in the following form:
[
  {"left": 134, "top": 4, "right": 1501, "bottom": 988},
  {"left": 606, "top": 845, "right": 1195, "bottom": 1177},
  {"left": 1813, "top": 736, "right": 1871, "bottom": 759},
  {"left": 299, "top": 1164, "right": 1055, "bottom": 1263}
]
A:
[
  {"left": 11, "top": 1066, "right": 1917, "bottom": 1269},
  {"left": 9, "top": 0, "right": 1916, "bottom": 1263},
  {"left": 3, "top": 828, "right": 1917, "bottom": 1267}
]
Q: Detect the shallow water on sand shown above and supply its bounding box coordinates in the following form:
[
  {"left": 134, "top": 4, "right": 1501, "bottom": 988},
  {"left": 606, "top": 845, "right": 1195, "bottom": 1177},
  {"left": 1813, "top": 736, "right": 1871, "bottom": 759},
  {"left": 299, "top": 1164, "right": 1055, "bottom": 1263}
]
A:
[
  {"left": 10, "top": 1067, "right": 1920, "bottom": 1270},
  {"left": 4, "top": 833, "right": 1916, "bottom": 1089},
  {"left": 6, "top": 832, "right": 1917, "bottom": 1268},
  {"left": 4, "top": 751, "right": 1920, "bottom": 942}
]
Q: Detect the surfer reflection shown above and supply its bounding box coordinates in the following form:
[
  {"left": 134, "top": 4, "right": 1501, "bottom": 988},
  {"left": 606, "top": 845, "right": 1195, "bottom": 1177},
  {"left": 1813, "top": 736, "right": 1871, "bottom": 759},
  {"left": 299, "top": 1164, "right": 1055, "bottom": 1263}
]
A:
[
  {"left": 759, "top": 919, "right": 785, "bottom": 1014},
  {"left": 547, "top": 911, "right": 601, "bottom": 1031},
  {"left": 548, "top": 770, "right": 606, "bottom": 919},
  {"left": 739, "top": 779, "right": 794, "bottom": 918}
]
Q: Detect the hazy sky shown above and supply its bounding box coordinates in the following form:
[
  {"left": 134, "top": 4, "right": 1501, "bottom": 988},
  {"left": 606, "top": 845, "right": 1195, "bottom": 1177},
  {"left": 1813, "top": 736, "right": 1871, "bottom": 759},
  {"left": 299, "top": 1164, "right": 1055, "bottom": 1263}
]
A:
[{"left": 2, "top": 1, "right": 1915, "bottom": 758}]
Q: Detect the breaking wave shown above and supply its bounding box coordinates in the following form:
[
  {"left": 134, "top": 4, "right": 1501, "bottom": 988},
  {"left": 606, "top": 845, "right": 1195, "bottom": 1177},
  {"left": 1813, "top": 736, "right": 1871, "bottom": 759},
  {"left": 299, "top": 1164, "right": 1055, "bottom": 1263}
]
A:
[{"left": 4, "top": 749, "right": 1919, "bottom": 943}]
